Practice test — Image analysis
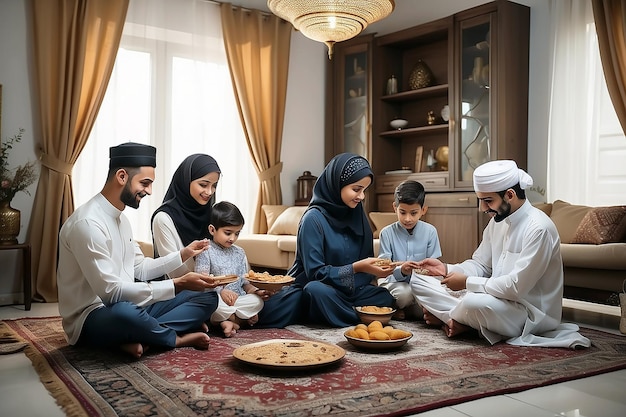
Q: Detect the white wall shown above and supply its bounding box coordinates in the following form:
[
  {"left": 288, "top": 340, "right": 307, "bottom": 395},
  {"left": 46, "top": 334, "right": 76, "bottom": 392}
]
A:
[{"left": 0, "top": 0, "right": 551, "bottom": 304}]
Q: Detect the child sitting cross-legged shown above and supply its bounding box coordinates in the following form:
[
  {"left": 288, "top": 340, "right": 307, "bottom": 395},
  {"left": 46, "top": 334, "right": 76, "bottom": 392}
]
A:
[
  {"left": 195, "top": 201, "right": 271, "bottom": 337},
  {"left": 377, "top": 180, "right": 442, "bottom": 320}
]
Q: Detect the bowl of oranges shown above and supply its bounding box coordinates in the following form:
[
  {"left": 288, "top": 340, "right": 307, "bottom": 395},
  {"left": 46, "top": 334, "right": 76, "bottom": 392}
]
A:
[{"left": 344, "top": 320, "right": 413, "bottom": 351}]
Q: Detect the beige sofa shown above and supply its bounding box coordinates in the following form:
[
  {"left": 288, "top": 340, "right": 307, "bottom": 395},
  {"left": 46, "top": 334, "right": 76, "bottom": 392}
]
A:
[
  {"left": 237, "top": 205, "right": 381, "bottom": 271},
  {"left": 534, "top": 200, "right": 626, "bottom": 304}
]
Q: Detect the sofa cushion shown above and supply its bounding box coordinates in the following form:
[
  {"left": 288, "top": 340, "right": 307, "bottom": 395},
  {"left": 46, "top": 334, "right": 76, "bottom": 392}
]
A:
[
  {"left": 560, "top": 242, "right": 626, "bottom": 270},
  {"left": 571, "top": 206, "right": 626, "bottom": 244},
  {"left": 237, "top": 234, "right": 291, "bottom": 269},
  {"left": 549, "top": 200, "right": 593, "bottom": 243},
  {"left": 262, "top": 205, "right": 289, "bottom": 230},
  {"left": 369, "top": 212, "right": 397, "bottom": 238},
  {"left": 267, "top": 206, "right": 307, "bottom": 235}
]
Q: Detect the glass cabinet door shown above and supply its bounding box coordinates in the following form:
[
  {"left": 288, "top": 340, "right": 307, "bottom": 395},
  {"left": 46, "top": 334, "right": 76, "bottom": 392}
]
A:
[
  {"left": 456, "top": 14, "right": 492, "bottom": 187},
  {"left": 342, "top": 47, "right": 369, "bottom": 157},
  {"left": 326, "top": 35, "right": 373, "bottom": 162}
]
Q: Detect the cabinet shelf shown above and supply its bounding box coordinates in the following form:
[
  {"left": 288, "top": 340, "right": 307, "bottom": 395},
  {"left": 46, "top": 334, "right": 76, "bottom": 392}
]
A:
[
  {"left": 381, "top": 84, "right": 448, "bottom": 102},
  {"left": 379, "top": 124, "right": 448, "bottom": 138}
]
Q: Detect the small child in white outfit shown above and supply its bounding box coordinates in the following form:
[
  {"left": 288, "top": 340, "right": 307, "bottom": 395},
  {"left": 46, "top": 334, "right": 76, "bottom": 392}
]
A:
[{"left": 195, "top": 201, "right": 270, "bottom": 337}]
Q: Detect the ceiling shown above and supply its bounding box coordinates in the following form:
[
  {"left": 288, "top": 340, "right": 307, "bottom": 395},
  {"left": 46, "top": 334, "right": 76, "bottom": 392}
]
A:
[{"left": 215, "top": 0, "right": 508, "bottom": 37}]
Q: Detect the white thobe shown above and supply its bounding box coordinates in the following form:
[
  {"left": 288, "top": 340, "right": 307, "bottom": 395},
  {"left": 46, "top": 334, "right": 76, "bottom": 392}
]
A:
[
  {"left": 58, "top": 194, "right": 184, "bottom": 345},
  {"left": 411, "top": 200, "right": 590, "bottom": 348}
]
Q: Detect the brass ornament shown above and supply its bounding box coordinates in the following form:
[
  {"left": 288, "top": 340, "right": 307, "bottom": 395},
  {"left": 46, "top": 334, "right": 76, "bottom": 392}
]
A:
[{"left": 408, "top": 59, "right": 434, "bottom": 90}]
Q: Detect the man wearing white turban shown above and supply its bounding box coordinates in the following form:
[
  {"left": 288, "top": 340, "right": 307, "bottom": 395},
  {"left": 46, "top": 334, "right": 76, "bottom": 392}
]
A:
[{"left": 411, "top": 160, "right": 590, "bottom": 348}]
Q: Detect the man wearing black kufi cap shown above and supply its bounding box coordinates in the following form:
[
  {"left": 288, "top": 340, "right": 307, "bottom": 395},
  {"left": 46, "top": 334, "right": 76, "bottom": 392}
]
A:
[{"left": 58, "top": 142, "right": 220, "bottom": 358}]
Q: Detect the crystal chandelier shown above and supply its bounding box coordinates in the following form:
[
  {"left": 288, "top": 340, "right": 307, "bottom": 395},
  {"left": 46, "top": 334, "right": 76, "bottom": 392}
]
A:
[{"left": 267, "top": 0, "right": 395, "bottom": 59}]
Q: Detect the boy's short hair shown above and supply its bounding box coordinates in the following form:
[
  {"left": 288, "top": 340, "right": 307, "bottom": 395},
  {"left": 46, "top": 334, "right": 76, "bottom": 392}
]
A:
[
  {"left": 210, "top": 201, "right": 245, "bottom": 229},
  {"left": 394, "top": 180, "right": 426, "bottom": 206}
]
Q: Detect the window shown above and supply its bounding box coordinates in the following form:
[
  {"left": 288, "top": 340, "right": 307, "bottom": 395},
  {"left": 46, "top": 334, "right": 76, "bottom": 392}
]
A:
[
  {"left": 547, "top": 0, "right": 626, "bottom": 205},
  {"left": 73, "top": 0, "right": 258, "bottom": 242}
]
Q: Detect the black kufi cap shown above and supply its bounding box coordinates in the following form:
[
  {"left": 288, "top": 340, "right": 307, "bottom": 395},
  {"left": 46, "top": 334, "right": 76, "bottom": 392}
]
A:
[{"left": 109, "top": 142, "right": 157, "bottom": 169}]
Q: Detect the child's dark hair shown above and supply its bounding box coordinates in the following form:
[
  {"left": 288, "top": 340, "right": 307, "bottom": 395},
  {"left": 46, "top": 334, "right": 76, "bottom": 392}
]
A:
[
  {"left": 394, "top": 180, "right": 426, "bottom": 206},
  {"left": 210, "top": 201, "right": 245, "bottom": 230}
]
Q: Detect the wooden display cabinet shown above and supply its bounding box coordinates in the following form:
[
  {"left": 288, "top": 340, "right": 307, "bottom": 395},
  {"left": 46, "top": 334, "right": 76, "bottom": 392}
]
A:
[{"left": 325, "top": 0, "right": 529, "bottom": 262}]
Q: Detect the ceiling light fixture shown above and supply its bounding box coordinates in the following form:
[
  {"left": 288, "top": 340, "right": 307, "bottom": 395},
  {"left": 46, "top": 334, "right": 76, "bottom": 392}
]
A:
[{"left": 267, "top": 0, "right": 395, "bottom": 59}]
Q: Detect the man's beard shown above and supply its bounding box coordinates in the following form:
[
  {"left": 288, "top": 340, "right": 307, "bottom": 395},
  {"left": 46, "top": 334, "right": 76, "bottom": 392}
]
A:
[
  {"left": 120, "top": 184, "right": 143, "bottom": 209},
  {"left": 493, "top": 199, "right": 512, "bottom": 222}
]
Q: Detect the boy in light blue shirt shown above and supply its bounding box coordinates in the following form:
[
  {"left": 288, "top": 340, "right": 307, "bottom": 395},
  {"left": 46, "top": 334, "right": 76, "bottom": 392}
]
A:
[{"left": 378, "top": 180, "right": 442, "bottom": 319}]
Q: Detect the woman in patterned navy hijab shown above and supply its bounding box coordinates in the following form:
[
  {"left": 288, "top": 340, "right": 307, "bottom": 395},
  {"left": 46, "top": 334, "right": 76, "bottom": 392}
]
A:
[{"left": 257, "top": 153, "right": 394, "bottom": 328}]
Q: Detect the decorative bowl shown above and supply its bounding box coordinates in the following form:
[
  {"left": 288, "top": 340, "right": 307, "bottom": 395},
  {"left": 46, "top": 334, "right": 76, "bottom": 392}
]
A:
[
  {"left": 355, "top": 306, "right": 396, "bottom": 325},
  {"left": 389, "top": 119, "right": 408, "bottom": 130}
]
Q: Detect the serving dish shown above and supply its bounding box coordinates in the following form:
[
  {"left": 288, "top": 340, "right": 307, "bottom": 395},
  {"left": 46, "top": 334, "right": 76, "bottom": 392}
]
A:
[
  {"left": 246, "top": 275, "right": 295, "bottom": 291},
  {"left": 208, "top": 274, "right": 238, "bottom": 286},
  {"left": 232, "top": 339, "right": 345, "bottom": 370},
  {"left": 355, "top": 306, "right": 396, "bottom": 325},
  {"left": 344, "top": 330, "right": 413, "bottom": 351}
]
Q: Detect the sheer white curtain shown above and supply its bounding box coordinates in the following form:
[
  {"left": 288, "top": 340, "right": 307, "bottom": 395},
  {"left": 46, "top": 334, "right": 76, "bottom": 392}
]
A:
[
  {"left": 547, "top": 0, "right": 626, "bottom": 205},
  {"left": 73, "top": 0, "right": 258, "bottom": 242}
]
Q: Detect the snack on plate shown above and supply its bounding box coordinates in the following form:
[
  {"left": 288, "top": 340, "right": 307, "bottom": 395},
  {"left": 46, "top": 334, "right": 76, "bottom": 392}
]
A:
[
  {"left": 374, "top": 258, "right": 392, "bottom": 267},
  {"left": 360, "top": 306, "right": 394, "bottom": 314},
  {"left": 245, "top": 270, "right": 293, "bottom": 283},
  {"left": 345, "top": 321, "right": 412, "bottom": 341}
]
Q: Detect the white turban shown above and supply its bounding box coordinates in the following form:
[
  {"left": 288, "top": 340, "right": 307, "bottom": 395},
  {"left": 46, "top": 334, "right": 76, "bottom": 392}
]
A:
[{"left": 473, "top": 160, "right": 533, "bottom": 192}]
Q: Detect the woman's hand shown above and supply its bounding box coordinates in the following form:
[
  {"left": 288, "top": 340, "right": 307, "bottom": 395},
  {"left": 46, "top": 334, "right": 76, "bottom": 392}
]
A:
[
  {"left": 180, "top": 239, "right": 210, "bottom": 262},
  {"left": 220, "top": 288, "right": 238, "bottom": 306},
  {"left": 353, "top": 257, "right": 395, "bottom": 278}
]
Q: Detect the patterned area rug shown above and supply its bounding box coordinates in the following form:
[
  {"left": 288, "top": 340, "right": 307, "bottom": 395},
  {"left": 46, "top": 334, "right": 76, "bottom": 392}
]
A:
[{"left": 2, "top": 317, "right": 626, "bottom": 417}]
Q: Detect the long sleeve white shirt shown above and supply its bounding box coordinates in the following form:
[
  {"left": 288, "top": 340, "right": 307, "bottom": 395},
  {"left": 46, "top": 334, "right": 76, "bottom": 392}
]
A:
[
  {"left": 152, "top": 211, "right": 195, "bottom": 278},
  {"left": 58, "top": 193, "right": 184, "bottom": 345}
]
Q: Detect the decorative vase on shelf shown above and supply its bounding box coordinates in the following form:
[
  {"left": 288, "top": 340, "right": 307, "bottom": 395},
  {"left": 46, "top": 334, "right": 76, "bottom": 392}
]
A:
[
  {"left": 435, "top": 146, "right": 449, "bottom": 171},
  {"left": 408, "top": 59, "right": 434, "bottom": 90},
  {"left": 0, "top": 200, "right": 20, "bottom": 245}
]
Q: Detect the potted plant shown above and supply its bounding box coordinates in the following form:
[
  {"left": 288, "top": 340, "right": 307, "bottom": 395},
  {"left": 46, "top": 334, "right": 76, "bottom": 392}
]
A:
[{"left": 0, "top": 128, "right": 38, "bottom": 244}]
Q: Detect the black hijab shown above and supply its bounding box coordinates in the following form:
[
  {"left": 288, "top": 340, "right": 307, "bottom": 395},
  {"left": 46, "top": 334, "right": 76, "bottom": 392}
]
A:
[
  {"left": 307, "top": 153, "right": 374, "bottom": 248},
  {"left": 152, "top": 154, "right": 221, "bottom": 246}
]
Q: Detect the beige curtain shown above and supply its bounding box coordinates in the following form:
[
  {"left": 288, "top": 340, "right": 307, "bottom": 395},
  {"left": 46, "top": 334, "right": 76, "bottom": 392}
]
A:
[
  {"left": 28, "top": 0, "right": 128, "bottom": 301},
  {"left": 592, "top": 0, "right": 626, "bottom": 134},
  {"left": 220, "top": 4, "right": 292, "bottom": 233}
]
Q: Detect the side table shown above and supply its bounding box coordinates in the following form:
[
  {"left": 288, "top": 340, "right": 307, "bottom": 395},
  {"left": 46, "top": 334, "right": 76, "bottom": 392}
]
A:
[{"left": 0, "top": 242, "right": 31, "bottom": 310}]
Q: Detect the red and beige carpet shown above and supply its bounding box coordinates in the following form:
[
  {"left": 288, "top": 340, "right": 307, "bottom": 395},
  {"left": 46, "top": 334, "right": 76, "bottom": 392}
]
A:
[{"left": 1, "top": 316, "right": 626, "bottom": 417}]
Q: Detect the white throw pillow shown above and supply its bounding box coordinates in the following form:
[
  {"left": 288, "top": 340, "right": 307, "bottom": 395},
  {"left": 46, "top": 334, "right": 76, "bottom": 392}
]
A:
[
  {"left": 267, "top": 206, "right": 307, "bottom": 235},
  {"left": 262, "top": 205, "right": 289, "bottom": 230}
]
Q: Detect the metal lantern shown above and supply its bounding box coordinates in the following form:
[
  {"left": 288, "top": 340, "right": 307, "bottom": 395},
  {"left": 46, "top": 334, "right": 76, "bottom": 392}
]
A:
[{"left": 295, "top": 171, "right": 317, "bottom": 206}]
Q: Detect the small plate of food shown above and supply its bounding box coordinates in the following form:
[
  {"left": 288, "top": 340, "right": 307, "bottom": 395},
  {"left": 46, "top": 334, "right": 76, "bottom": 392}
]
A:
[
  {"left": 206, "top": 274, "right": 239, "bottom": 286},
  {"left": 355, "top": 305, "right": 396, "bottom": 325},
  {"left": 245, "top": 270, "right": 295, "bottom": 291}
]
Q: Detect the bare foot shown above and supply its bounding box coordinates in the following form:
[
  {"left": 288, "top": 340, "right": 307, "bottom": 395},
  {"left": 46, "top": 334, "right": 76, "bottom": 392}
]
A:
[
  {"left": 422, "top": 307, "right": 444, "bottom": 327},
  {"left": 175, "top": 332, "right": 211, "bottom": 349},
  {"left": 247, "top": 314, "right": 259, "bottom": 327},
  {"left": 444, "top": 319, "right": 472, "bottom": 338},
  {"left": 120, "top": 343, "right": 147, "bottom": 359},
  {"left": 393, "top": 308, "right": 405, "bottom": 320},
  {"left": 220, "top": 320, "right": 240, "bottom": 338},
  {"left": 201, "top": 322, "right": 209, "bottom": 332}
]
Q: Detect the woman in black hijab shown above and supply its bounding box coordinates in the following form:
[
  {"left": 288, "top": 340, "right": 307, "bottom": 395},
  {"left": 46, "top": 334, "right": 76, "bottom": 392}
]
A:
[
  {"left": 152, "top": 154, "right": 221, "bottom": 278},
  {"left": 257, "top": 153, "right": 394, "bottom": 328}
]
